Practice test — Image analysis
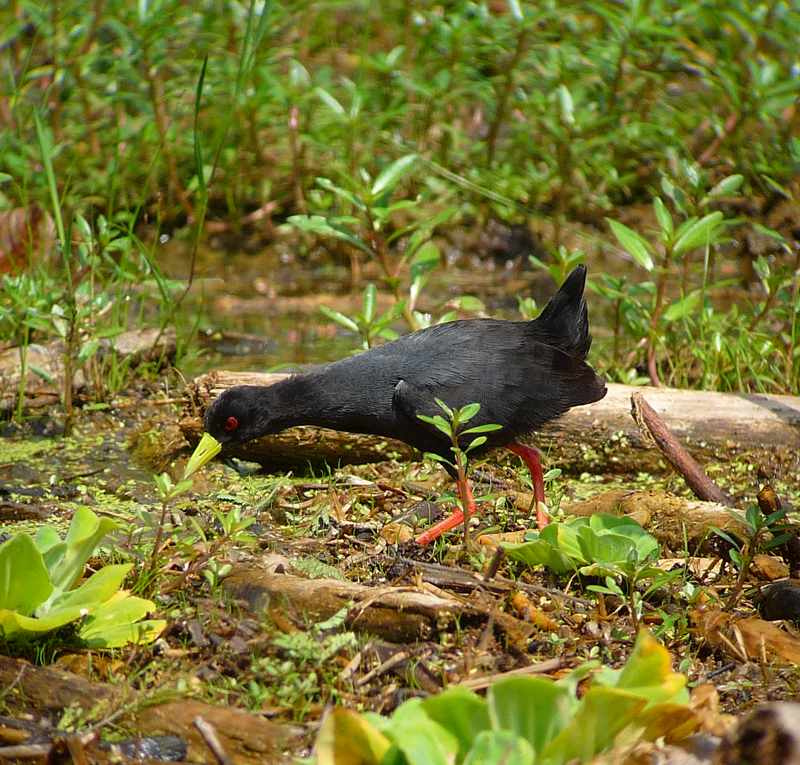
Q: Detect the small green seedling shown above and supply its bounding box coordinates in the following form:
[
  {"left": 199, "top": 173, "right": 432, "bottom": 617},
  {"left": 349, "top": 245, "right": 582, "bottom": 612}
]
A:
[{"left": 417, "top": 399, "right": 502, "bottom": 546}]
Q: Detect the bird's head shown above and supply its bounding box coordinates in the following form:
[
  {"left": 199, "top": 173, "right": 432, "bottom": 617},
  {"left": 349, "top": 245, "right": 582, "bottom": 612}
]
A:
[{"left": 183, "top": 386, "right": 272, "bottom": 479}]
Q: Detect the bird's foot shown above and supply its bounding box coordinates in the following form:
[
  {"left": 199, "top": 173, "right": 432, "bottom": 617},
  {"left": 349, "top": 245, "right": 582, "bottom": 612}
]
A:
[{"left": 414, "top": 503, "right": 477, "bottom": 545}]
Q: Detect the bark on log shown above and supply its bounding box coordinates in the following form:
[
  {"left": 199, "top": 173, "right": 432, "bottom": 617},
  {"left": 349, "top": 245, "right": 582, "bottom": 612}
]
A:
[
  {"left": 181, "top": 372, "right": 800, "bottom": 478},
  {"left": 224, "top": 568, "right": 533, "bottom": 654}
]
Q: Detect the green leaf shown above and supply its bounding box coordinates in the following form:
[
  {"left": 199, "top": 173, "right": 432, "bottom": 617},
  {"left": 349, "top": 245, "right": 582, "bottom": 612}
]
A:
[
  {"left": 417, "top": 413, "right": 453, "bottom": 437},
  {"left": 362, "top": 283, "right": 377, "bottom": 324},
  {"left": 459, "top": 402, "right": 481, "bottom": 422},
  {"left": 506, "top": 0, "right": 524, "bottom": 21},
  {"left": 652, "top": 198, "right": 673, "bottom": 240},
  {"left": 44, "top": 506, "right": 120, "bottom": 592},
  {"left": 79, "top": 591, "right": 164, "bottom": 648},
  {"left": 77, "top": 339, "right": 100, "bottom": 365},
  {"left": 607, "top": 219, "right": 654, "bottom": 272},
  {"left": 449, "top": 295, "right": 485, "bottom": 312},
  {"left": 596, "top": 630, "right": 688, "bottom": 705},
  {"left": 0, "top": 534, "right": 52, "bottom": 616},
  {"left": 319, "top": 304, "right": 360, "bottom": 333},
  {"left": 502, "top": 537, "right": 574, "bottom": 574},
  {"left": 466, "top": 435, "right": 487, "bottom": 449},
  {"left": 541, "top": 686, "right": 646, "bottom": 764},
  {"left": 557, "top": 85, "right": 574, "bottom": 125},
  {"left": 462, "top": 423, "right": 503, "bottom": 435},
  {"left": 381, "top": 699, "right": 459, "bottom": 765},
  {"left": 317, "top": 707, "right": 392, "bottom": 765},
  {"left": 707, "top": 174, "right": 743, "bottom": 198},
  {"left": 314, "top": 87, "right": 346, "bottom": 115},
  {"left": 371, "top": 154, "right": 418, "bottom": 198},
  {"left": 421, "top": 685, "right": 490, "bottom": 757},
  {"left": 488, "top": 677, "right": 574, "bottom": 757},
  {"left": 463, "top": 730, "right": 534, "bottom": 765},
  {"left": 662, "top": 292, "right": 700, "bottom": 323},
  {"left": 672, "top": 212, "right": 724, "bottom": 254}
]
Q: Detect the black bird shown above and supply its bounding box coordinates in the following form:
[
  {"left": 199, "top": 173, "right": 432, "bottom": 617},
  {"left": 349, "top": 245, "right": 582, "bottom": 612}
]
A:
[{"left": 184, "top": 265, "right": 607, "bottom": 543}]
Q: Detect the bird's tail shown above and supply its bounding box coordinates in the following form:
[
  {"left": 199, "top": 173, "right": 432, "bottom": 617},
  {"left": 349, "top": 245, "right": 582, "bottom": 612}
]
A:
[{"left": 530, "top": 264, "right": 591, "bottom": 359}]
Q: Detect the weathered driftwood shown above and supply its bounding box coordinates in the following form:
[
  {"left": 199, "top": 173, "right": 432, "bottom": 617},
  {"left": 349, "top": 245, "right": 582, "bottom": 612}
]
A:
[
  {"left": 181, "top": 372, "right": 800, "bottom": 476},
  {"left": 0, "top": 328, "right": 177, "bottom": 411}
]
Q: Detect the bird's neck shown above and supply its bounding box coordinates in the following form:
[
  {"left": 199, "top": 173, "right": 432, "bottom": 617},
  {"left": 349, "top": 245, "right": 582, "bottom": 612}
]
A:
[{"left": 266, "top": 373, "right": 356, "bottom": 431}]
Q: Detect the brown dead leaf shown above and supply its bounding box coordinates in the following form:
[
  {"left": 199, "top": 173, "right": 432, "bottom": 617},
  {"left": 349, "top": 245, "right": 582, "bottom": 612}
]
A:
[
  {"left": 0, "top": 204, "right": 55, "bottom": 273},
  {"left": 690, "top": 608, "right": 800, "bottom": 666},
  {"left": 750, "top": 554, "right": 790, "bottom": 581},
  {"left": 380, "top": 522, "right": 413, "bottom": 544}
]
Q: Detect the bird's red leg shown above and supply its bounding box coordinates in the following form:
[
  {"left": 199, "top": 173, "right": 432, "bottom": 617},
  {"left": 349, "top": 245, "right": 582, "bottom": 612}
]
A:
[
  {"left": 507, "top": 443, "right": 549, "bottom": 529},
  {"left": 414, "top": 481, "right": 477, "bottom": 545}
]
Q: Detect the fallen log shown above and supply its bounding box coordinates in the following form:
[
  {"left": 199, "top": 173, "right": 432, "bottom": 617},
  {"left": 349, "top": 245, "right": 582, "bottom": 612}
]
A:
[
  {"left": 180, "top": 372, "right": 800, "bottom": 478},
  {"left": 224, "top": 568, "right": 534, "bottom": 654}
]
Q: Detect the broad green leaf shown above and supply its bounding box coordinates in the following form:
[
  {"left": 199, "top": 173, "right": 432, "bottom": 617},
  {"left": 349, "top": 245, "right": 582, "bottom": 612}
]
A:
[
  {"left": 595, "top": 630, "right": 688, "bottom": 705},
  {"left": 501, "top": 538, "right": 573, "bottom": 574},
  {"left": 0, "top": 534, "right": 52, "bottom": 616},
  {"left": 421, "top": 685, "right": 490, "bottom": 758},
  {"left": 463, "top": 730, "right": 533, "bottom": 765},
  {"left": 317, "top": 707, "right": 392, "bottom": 765},
  {"left": 79, "top": 590, "right": 165, "bottom": 648},
  {"left": 488, "top": 677, "right": 574, "bottom": 758},
  {"left": 371, "top": 154, "right": 417, "bottom": 198},
  {"left": 49, "top": 506, "right": 120, "bottom": 591},
  {"left": 2, "top": 565, "right": 132, "bottom": 637},
  {"left": 672, "top": 212, "right": 724, "bottom": 253},
  {"left": 459, "top": 403, "right": 481, "bottom": 422},
  {"left": 541, "top": 686, "right": 646, "bottom": 765},
  {"left": 607, "top": 220, "right": 654, "bottom": 272},
  {"left": 576, "top": 527, "right": 634, "bottom": 565},
  {"left": 662, "top": 292, "right": 701, "bottom": 323},
  {"left": 46, "top": 563, "right": 132, "bottom": 615},
  {"left": 380, "top": 699, "right": 459, "bottom": 765}
]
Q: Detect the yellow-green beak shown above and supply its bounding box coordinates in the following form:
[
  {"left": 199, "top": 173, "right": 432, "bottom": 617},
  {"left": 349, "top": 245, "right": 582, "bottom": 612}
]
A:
[{"left": 184, "top": 432, "right": 223, "bottom": 480}]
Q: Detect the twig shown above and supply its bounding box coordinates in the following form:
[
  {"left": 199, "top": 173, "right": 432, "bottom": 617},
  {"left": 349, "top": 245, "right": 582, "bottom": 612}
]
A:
[
  {"left": 457, "top": 657, "right": 564, "bottom": 690},
  {"left": 194, "top": 716, "right": 232, "bottom": 765},
  {"left": 355, "top": 651, "right": 410, "bottom": 687},
  {"left": 631, "top": 390, "right": 733, "bottom": 506}
]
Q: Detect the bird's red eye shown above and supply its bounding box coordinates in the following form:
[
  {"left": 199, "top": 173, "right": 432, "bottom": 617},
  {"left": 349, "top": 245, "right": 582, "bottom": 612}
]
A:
[{"left": 224, "top": 416, "right": 239, "bottom": 431}]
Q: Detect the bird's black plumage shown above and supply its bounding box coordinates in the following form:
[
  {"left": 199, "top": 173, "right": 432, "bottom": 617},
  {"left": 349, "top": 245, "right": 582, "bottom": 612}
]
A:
[{"left": 201, "top": 264, "right": 606, "bottom": 477}]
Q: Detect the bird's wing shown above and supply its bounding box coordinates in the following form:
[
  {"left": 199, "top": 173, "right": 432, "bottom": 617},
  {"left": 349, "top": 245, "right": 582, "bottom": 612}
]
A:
[{"left": 394, "top": 338, "right": 603, "bottom": 445}]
